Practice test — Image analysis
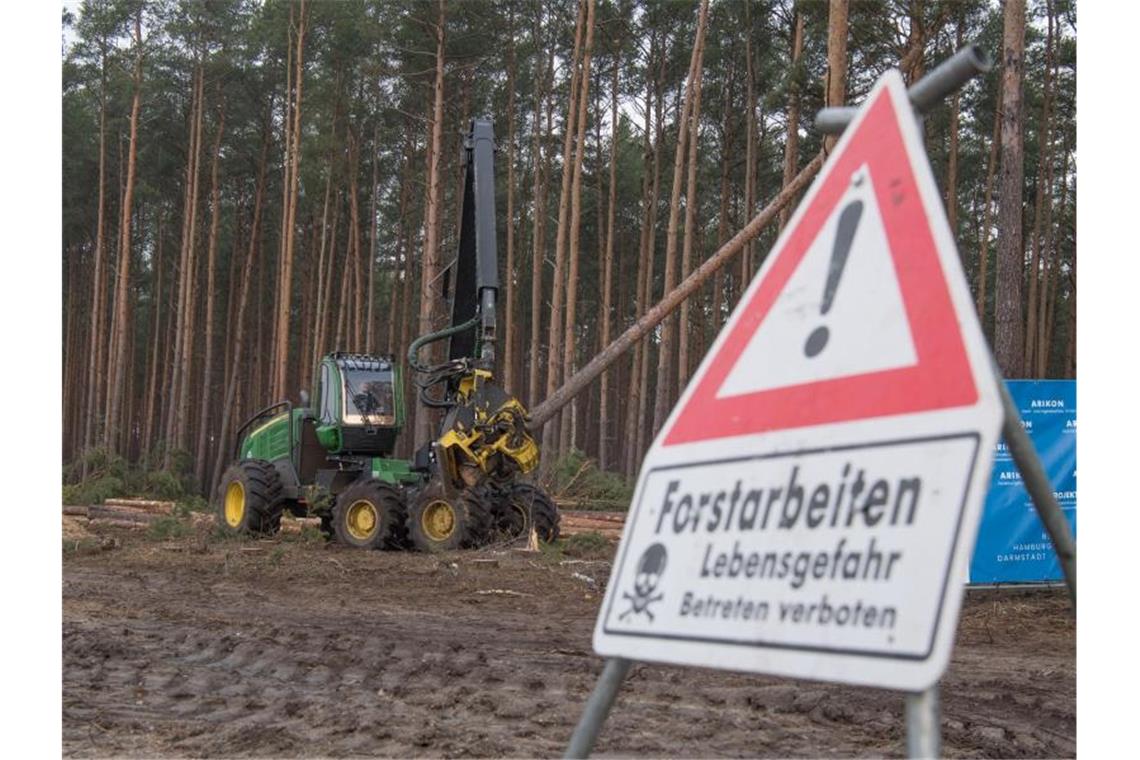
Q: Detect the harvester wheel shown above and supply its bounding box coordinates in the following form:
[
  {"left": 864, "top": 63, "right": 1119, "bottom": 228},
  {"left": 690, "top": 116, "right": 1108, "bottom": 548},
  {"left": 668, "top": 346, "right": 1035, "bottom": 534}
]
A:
[
  {"left": 495, "top": 483, "right": 560, "bottom": 543},
  {"left": 408, "top": 483, "right": 492, "bottom": 552},
  {"left": 331, "top": 479, "right": 407, "bottom": 550},
  {"left": 215, "top": 460, "right": 284, "bottom": 536}
]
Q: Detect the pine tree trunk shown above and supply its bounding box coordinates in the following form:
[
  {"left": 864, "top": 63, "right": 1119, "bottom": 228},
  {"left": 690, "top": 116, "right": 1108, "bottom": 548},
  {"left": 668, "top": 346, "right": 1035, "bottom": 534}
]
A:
[
  {"left": 598, "top": 54, "right": 619, "bottom": 473},
  {"left": 742, "top": 0, "right": 756, "bottom": 286},
  {"left": 174, "top": 70, "right": 206, "bottom": 456},
  {"left": 367, "top": 122, "right": 380, "bottom": 354},
  {"left": 559, "top": 0, "right": 596, "bottom": 456},
  {"left": 678, "top": 5, "right": 709, "bottom": 389},
  {"left": 1041, "top": 139, "right": 1070, "bottom": 377},
  {"left": 84, "top": 39, "right": 110, "bottom": 462},
  {"left": 528, "top": 47, "right": 554, "bottom": 408},
  {"left": 652, "top": 0, "right": 709, "bottom": 438},
  {"left": 945, "top": 15, "right": 963, "bottom": 236},
  {"left": 212, "top": 124, "right": 270, "bottom": 493},
  {"left": 623, "top": 67, "right": 655, "bottom": 478},
  {"left": 398, "top": 133, "right": 420, "bottom": 454},
  {"left": 104, "top": 12, "right": 143, "bottom": 454},
  {"left": 273, "top": 0, "right": 308, "bottom": 399},
  {"left": 348, "top": 129, "right": 364, "bottom": 352},
  {"left": 1025, "top": 0, "right": 1055, "bottom": 374},
  {"left": 779, "top": 10, "right": 804, "bottom": 232},
  {"left": 195, "top": 106, "right": 225, "bottom": 487},
  {"left": 994, "top": 0, "right": 1026, "bottom": 378},
  {"left": 143, "top": 213, "right": 165, "bottom": 454},
  {"left": 388, "top": 136, "right": 412, "bottom": 355},
  {"left": 541, "top": 0, "right": 587, "bottom": 463},
  {"left": 414, "top": 0, "right": 448, "bottom": 450},
  {"left": 975, "top": 80, "right": 1003, "bottom": 326},
  {"left": 312, "top": 156, "right": 334, "bottom": 369},
  {"left": 634, "top": 57, "right": 665, "bottom": 469},
  {"left": 824, "top": 0, "right": 849, "bottom": 151},
  {"left": 503, "top": 8, "right": 518, "bottom": 393}
]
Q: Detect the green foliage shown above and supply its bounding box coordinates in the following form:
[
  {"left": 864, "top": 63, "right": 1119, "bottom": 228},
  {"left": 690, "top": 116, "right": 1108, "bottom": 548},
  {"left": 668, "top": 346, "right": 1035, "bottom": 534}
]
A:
[
  {"left": 63, "top": 476, "right": 124, "bottom": 506},
  {"left": 63, "top": 446, "right": 197, "bottom": 505},
  {"left": 550, "top": 449, "right": 632, "bottom": 507},
  {"left": 175, "top": 494, "right": 211, "bottom": 515},
  {"left": 147, "top": 515, "right": 192, "bottom": 541},
  {"left": 560, "top": 531, "right": 614, "bottom": 560},
  {"left": 142, "top": 469, "right": 185, "bottom": 501}
]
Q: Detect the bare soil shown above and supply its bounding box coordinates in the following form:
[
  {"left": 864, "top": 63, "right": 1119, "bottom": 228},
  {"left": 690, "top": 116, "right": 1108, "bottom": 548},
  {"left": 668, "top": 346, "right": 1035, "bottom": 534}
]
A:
[{"left": 63, "top": 522, "right": 1075, "bottom": 758}]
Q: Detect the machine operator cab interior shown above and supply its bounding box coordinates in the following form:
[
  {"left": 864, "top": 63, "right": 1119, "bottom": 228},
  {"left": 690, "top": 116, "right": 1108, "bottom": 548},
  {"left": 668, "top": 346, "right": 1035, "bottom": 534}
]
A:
[{"left": 308, "top": 353, "right": 402, "bottom": 458}]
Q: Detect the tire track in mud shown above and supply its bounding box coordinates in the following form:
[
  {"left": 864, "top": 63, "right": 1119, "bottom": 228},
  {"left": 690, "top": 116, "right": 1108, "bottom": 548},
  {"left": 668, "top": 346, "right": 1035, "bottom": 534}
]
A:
[{"left": 63, "top": 536, "right": 1074, "bottom": 757}]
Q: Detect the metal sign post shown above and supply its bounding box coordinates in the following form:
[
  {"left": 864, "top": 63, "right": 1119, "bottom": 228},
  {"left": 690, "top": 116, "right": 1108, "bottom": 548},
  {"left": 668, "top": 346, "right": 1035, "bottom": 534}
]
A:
[
  {"left": 905, "top": 686, "right": 941, "bottom": 759},
  {"left": 570, "top": 46, "right": 1076, "bottom": 760}
]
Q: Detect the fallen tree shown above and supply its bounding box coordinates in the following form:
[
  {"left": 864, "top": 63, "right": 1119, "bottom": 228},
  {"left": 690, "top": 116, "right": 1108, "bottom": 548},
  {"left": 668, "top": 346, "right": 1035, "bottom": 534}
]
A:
[{"left": 529, "top": 151, "right": 824, "bottom": 429}]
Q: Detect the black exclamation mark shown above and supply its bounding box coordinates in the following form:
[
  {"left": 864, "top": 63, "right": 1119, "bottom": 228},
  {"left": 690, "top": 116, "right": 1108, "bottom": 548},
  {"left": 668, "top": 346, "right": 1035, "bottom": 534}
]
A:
[{"left": 804, "top": 200, "right": 864, "bottom": 358}]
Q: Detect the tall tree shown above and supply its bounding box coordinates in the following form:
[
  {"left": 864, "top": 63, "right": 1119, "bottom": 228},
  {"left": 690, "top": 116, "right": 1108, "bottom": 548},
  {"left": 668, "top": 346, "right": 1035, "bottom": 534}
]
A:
[
  {"left": 597, "top": 35, "right": 620, "bottom": 473},
  {"left": 414, "top": 0, "right": 448, "bottom": 449},
  {"left": 194, "top": 103, "right": 225, "bottom": 487},
  {"left": 541, "top": 0, "right": 587, "bottom": 462},
  {"left": 780, "top": 6, "right": 805, "bottom": 231},
  {"left": 103, "top": 7, "right": 143, "bottom": 453},
  {"left": 559, "top": 0, "right": 596, "bottom": 455},
  {"left": 993, "top": 0, "right": 1026, "bottom": 377},
  {"left": 824, "top": 0, "right": 849, "bottom": 154},
  {"left": 652, "top": 0, "right": 710, "bottom": 438},
  {"left": 272, "top": 0, "right": 308, "bottom": 399},
  {"left": 503, "top": 6, "right": 518, "bottom": 394}
]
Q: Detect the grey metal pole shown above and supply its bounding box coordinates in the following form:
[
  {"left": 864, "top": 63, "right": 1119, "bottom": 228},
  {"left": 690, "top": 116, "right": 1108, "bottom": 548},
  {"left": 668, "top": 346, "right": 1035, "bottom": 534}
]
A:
[
  {"left": 564, "top": 658, "right": 633, "bottom": 759},
  {"left": 905, "top": 686, "right": 941, "bottom": 759},
  {"left": 998, "top": 379, "right": 1077, "bottom": 604},
  {"left": 815, "top": 43, "right": 992, "bottom": 135}
]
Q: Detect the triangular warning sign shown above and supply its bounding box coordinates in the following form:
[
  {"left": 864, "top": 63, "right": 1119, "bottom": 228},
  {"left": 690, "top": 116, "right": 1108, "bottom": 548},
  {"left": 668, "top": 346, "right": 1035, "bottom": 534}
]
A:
[{"left": 665, "top": 76, "right": 977, "bottom": 446}]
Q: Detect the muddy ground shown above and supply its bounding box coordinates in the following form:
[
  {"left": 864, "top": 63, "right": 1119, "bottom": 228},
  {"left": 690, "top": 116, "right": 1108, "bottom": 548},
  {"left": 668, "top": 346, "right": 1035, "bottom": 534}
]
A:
[{"left": 63, "top": 522, "right": 1075, "bottom": 758}]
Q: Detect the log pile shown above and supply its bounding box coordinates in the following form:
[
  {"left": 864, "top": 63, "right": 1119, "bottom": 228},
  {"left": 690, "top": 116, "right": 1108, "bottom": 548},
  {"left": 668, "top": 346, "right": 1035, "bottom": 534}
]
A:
[
  {"left": 62, "top": 498, "right": 176, "bottom": 530},
  {"left": 559, "top": 510, "right": 626, "bottom": 540}
]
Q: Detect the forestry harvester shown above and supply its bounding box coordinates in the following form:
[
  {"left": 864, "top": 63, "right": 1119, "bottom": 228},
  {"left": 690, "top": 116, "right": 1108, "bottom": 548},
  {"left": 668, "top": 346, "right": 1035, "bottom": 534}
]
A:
[{"left": 215, "top": 119, "right": 559, "bottom": 551}]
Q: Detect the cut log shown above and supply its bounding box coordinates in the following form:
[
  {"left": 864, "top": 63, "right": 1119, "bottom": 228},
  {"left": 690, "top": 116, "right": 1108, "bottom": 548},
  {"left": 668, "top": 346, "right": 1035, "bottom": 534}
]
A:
[
  {"left": 89, "top": 505, "right": 161, "bottom": 524},
  {"left": 562, "top": 510, "right": 626, "bottom": 524},
  {"left": 280, "top": 516, "right": 321, "bottom": 534},
  {"left": 62, "top": 505, "right": 90, "bottom": 517},
  {"left": 191, "top": 512, "right": 217, "bottom": 528},
  {"left": 560, "top": 510, "right": 626, "bottom": 540},
  {"left": 103, "top": 498, "right": 175, "bottom": 515},
  {"left": 89, "top": 518, "right": 149, "bottom": 530},
  {"left": 553, "top": 497, "right": 629, "bottom": 512}
]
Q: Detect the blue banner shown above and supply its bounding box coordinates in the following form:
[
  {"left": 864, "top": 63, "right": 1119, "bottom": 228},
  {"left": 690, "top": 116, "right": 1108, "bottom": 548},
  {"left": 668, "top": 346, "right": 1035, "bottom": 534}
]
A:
[{"left": 969, "top": 380, "right": 1076, "bottom": 584}]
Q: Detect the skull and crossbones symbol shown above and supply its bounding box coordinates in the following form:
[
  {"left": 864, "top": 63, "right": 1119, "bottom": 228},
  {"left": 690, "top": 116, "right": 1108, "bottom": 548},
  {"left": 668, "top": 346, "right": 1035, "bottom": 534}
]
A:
[{"left": 620, "top": 543, "right": 668, "bottom": 622}]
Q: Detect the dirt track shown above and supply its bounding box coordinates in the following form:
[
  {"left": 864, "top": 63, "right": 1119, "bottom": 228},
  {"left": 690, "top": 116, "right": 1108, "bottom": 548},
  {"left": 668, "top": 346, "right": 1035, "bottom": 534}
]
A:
[{"left": 63, "top": 524, "right": 1075, "bottom": 758}]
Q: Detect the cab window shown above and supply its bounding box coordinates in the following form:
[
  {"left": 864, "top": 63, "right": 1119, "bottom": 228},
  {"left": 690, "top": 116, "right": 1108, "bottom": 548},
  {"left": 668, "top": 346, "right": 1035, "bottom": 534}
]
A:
[
  {"left": 342, "top": 368, "right": 395, "bottom": 425},
  {"left": 320, "top": 364, "right": 337, "bottom": 424}
]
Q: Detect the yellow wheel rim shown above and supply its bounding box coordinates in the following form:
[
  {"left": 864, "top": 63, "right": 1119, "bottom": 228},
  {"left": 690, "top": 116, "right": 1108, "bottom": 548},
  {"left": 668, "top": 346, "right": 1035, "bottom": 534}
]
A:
[
  {"left": 346, "top": 500, "right": 379, "bottom": 541},
  {"left": 507, "top": 502, "right": 530, "bottom": 537},
  {"left": 421, "top": 500, "right": 457, "bottom": 542},
  {"left": 224, "top": 482, "right": 245, "bottom": 528}
]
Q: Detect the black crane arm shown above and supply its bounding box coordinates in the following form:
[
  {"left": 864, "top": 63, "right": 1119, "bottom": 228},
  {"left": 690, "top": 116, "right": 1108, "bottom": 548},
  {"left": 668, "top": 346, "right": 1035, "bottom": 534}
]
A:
[{"left": 447, "top": 117, "right": 499, "bottom": 368}]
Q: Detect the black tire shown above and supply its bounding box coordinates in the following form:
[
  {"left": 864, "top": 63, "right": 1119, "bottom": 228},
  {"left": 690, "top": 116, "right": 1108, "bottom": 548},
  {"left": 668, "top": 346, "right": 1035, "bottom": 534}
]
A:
[
  {"left": 408, "top": 483, "right": 492, "bottom": 552},
  {"left": 331, "top": 479, "right": 408, "bottom": 550},
  {"left": 495, "top": 482, "right": 560, "bottom": 543},
  {"left": 216, "top": 460, "right": 284, "bottom": 537}
]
